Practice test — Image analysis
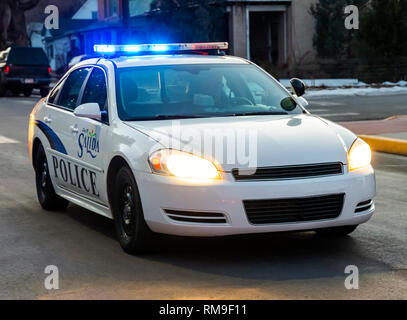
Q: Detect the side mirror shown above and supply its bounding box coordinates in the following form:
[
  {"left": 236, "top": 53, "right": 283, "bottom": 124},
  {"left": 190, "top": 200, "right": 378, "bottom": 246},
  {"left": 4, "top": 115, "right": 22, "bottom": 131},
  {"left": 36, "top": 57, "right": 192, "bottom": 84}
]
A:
[
  {"left": 74, "top": 103, "right": 101, "bottom": 121},
  {"left": 280, "top": 97, "right": 297, "bottom": 112},
  {"left": 290, "top": 78, "right": 306, "bottom": 97}
]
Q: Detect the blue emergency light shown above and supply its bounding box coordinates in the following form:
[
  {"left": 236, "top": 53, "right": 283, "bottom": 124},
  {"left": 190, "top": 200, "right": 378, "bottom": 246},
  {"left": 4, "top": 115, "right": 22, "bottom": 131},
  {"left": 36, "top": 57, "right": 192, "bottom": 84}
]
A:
[{"left": 93, "top": 42, "right": 228, "bottom": 55}]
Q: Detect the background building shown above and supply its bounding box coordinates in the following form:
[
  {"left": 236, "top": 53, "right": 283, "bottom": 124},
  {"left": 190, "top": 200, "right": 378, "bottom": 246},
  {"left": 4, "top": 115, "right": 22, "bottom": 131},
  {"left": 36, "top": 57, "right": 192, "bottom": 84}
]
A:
[
  {"left": 26, "top": 0, "right": 318, "bottom": 77},
  {"left": 228, "top": 0, "right": 318, "bottom": 78}
]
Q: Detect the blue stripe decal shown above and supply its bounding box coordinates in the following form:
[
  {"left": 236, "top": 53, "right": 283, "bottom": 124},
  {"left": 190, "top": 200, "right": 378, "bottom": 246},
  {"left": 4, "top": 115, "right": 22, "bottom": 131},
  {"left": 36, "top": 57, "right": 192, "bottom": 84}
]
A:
[{"left": 35, "top": 120, "right": 67, "bottom": 155}]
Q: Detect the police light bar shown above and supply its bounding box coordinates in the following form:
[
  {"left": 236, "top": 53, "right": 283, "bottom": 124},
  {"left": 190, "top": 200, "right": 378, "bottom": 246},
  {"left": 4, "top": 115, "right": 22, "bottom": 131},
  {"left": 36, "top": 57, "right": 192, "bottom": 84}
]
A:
[{"left": 93, "top": 42, "right": 229, "bottom": 54}]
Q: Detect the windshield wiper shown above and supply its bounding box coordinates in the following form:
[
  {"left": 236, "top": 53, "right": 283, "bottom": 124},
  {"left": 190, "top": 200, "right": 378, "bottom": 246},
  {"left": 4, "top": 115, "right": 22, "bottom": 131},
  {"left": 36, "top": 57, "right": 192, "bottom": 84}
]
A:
[
  {"left": 129, "top": 114, "right": 213, "bottom": 121},
  {"left": 229, "top": 111, "right": 288, "bottom": 116},
  {"left": 127, "top": 112, "right": 289, "bottom": 121}
]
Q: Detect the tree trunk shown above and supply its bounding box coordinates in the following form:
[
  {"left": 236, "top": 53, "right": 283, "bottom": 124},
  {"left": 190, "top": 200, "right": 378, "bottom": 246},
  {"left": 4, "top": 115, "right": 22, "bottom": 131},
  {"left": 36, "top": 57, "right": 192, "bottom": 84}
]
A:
[
  {"left": 0, "top": 0, "right": 41, "bottom": 50},
  {"left": 7, "top": 0, "right": 29, "bottom": 46},
  {"left": 0, "top": 0, "right": 11, "bottom": 50}
]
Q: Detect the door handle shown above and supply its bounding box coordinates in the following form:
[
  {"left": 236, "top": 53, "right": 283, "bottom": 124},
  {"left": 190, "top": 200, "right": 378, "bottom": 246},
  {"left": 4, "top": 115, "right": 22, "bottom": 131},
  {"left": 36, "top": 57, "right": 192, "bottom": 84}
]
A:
[
  {"left": 70, "top": 125, "right": 79, "bottom": 134},
  {"left": 44, "top": 116, "right": 52, "bottom": 124}
]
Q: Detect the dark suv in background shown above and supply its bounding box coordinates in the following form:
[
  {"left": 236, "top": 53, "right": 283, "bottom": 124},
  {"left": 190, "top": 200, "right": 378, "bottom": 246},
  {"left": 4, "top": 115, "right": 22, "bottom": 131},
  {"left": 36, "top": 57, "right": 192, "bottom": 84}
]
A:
[{"left": 0, "top": 47, "right": 51, "bottom": 97}]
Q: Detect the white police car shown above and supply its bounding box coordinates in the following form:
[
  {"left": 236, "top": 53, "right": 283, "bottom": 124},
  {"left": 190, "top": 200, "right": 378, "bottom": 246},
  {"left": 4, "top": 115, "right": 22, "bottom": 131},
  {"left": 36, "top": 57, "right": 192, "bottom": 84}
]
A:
[{"left": 28, "top": 43, "right": 376, "bottom": 254}]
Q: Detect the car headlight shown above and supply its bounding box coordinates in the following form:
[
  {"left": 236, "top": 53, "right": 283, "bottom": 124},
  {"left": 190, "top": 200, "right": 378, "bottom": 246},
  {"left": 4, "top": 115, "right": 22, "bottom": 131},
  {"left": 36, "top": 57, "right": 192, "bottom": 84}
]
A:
[
  {"left": 148, "top": 149, "right": 221, "bottom": 180},
  {"left": 348, "top": 138, "right": 372, "bottom": 171}
]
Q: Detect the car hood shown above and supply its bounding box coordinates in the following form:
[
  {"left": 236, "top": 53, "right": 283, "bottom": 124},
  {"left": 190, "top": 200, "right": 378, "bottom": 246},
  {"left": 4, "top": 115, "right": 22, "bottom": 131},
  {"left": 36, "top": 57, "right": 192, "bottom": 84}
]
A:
[{"left": 126, "top": 114, "right": 356, "bottom": 171}]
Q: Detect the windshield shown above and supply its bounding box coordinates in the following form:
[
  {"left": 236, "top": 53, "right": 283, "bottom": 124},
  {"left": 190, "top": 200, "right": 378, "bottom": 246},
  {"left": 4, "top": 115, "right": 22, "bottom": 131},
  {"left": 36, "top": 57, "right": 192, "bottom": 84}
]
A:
[
  {"left": 7, "top": 48, "right": 49, "bottom": 66},
  {"left": 116, "top": 64, "right": 301, "bottom": 121}
]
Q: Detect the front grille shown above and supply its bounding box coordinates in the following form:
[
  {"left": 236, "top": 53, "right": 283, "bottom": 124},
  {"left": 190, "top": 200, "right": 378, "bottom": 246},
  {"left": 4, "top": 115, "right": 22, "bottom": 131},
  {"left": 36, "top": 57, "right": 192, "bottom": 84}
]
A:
[
  {"left": 355, "top": 200, "right": 373, "bottom": 213},
  {"left": 244, "top": 194, "right": 345, "bottom": 225},
  {"left": 164, "top": 209, "right": 227, "bottom": 224},
  {"left": 232, "top": 163, "right": 343, "bottom": 181}
]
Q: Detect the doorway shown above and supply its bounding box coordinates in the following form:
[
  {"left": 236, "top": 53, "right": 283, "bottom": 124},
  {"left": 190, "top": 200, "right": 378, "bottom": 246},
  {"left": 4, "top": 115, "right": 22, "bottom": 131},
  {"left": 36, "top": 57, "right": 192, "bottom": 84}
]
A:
[{"left": 249, "top": 11, "right": 285, "bottom": 68}]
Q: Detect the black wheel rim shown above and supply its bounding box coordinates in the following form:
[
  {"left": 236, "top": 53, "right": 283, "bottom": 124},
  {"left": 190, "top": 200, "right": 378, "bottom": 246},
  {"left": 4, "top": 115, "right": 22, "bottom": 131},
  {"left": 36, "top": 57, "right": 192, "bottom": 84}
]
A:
[
  {"left": 120, "top": 184, "right": 135, "bottom": 237},
  {"left": 38, "top": 157, "right": 48, "bottom": 200}
]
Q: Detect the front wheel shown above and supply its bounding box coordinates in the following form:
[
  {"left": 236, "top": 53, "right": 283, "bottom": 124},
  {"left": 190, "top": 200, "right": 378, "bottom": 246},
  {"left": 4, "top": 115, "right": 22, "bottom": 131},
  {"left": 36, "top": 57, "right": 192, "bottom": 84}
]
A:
[
  {"left": 11, "top": 88, "right": 20, "bottom": 96},
  {"left": 35, "top": 144, "right": 69, "bottom": 211},
  {"left": 315, "top": 225, "right": 358, "bottom": 237},
  {"left": 112, "top": 166, "right": 154, "bottom": 254}
]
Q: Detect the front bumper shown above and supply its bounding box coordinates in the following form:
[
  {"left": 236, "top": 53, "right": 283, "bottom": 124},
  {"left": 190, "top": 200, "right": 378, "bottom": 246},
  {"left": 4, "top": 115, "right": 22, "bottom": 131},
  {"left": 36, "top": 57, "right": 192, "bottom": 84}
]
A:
[{"left": 136, "top": 165, "right": 376, "bottom": 237}]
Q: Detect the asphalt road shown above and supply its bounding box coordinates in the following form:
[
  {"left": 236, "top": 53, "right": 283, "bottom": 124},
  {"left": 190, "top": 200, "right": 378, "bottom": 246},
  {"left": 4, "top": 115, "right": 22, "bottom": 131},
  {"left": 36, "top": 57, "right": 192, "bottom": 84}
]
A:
[
  {"left": 307, "top": 93, "right": 407, "bottom": 122},
  {"left": 0, "top": 95, "right": 406, "bottom": 299}
]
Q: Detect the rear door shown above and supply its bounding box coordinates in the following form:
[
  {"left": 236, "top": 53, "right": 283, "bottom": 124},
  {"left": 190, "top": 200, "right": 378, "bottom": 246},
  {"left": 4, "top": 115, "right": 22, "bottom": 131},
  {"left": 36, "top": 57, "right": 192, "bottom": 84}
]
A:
[{"left": 43, "top": 67, "right": 91, "bottom": 192}]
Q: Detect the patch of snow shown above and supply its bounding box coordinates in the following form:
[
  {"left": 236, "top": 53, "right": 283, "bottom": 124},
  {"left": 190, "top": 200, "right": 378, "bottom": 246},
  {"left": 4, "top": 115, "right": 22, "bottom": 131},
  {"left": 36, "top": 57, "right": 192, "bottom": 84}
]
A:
[
  {"left": 382, "top": 80, "right": 407, "bottom": 86},
  {"left": 279, "top": 79, "right": 359, "bottom": 88},
  {"left": 305, "top": 86, "right": 407, "bottom": 98},
  {"left": 280, "top": 79, "right": 407, "bottom": 89},
  {"left": 355, "top": 81, "right": 368, "bottom": 87}
]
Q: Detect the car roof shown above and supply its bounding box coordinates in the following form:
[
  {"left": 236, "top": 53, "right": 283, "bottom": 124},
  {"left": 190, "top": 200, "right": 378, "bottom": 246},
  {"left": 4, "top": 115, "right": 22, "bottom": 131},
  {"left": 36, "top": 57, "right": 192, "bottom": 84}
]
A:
[{"left": 97, "top": 54, "right": 250, "bottom": 68}]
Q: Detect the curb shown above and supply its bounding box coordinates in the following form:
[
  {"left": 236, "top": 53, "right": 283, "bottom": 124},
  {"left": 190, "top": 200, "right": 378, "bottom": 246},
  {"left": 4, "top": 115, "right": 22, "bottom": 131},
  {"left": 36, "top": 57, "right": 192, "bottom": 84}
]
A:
[{"left": 360, "top": 135, "right": 407, "bottom": 156}]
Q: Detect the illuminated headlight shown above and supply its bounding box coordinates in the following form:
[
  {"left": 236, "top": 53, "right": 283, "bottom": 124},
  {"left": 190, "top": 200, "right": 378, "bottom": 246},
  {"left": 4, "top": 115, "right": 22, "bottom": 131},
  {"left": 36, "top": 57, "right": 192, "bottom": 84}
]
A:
[
  {"left": 348, "top": 138, "right": 372, "bottom": 171},
  {"left": 28, "top": 113, "right": 35, "bottom": 147},
  {"left": 148, "top": 149, "right": 220, "bottom": 180}
]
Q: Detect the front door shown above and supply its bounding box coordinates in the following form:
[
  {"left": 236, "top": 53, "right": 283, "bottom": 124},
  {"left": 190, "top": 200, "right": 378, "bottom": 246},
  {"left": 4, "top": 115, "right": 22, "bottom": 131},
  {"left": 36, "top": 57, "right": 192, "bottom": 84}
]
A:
[{"left": 64, "top": 67, "right": 109, "bottom": 205}]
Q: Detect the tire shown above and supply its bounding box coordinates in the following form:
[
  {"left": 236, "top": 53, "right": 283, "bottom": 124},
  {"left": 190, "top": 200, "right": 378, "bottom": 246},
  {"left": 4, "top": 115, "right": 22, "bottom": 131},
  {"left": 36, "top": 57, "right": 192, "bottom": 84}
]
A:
[
  {"left": 0, "top": 85, "right": 5, "bottom": 97},
  {"left": 23, "top": 88, "right": 33, "bottom": 97},
  {"left": 40, "top": 88, "right": 49, "bottom": 98},
  {"left": 315, "top": 225, "right": 358, "bottom": 237},
  {"left": 112, "top": 166, "right": 154, "bottom": 254},
  {"left": 11, "top": 88, "right": 20, "bottom": 96},
  {"left": 35, "top": 144, "right": 69, "bottom": 211}
]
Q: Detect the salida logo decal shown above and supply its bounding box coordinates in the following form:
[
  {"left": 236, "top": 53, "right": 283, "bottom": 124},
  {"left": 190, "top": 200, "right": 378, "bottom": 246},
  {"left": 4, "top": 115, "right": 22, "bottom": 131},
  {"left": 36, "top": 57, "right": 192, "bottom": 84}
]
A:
[{"left": 78, "top": 128, "right": 99, "bottom": 159}]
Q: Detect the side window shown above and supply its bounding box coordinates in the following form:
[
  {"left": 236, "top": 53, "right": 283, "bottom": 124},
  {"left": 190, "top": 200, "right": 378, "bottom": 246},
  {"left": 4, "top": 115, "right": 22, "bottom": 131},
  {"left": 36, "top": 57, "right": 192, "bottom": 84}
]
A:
[
  {"left": 48, "top": 80, "right": 64, "bottom": 104},
  {"left": 58, "top": 68, "right": 91, "bottom": 110},
  {"left": 81, "top": 68, "right": 108, "bottom": 111}
]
